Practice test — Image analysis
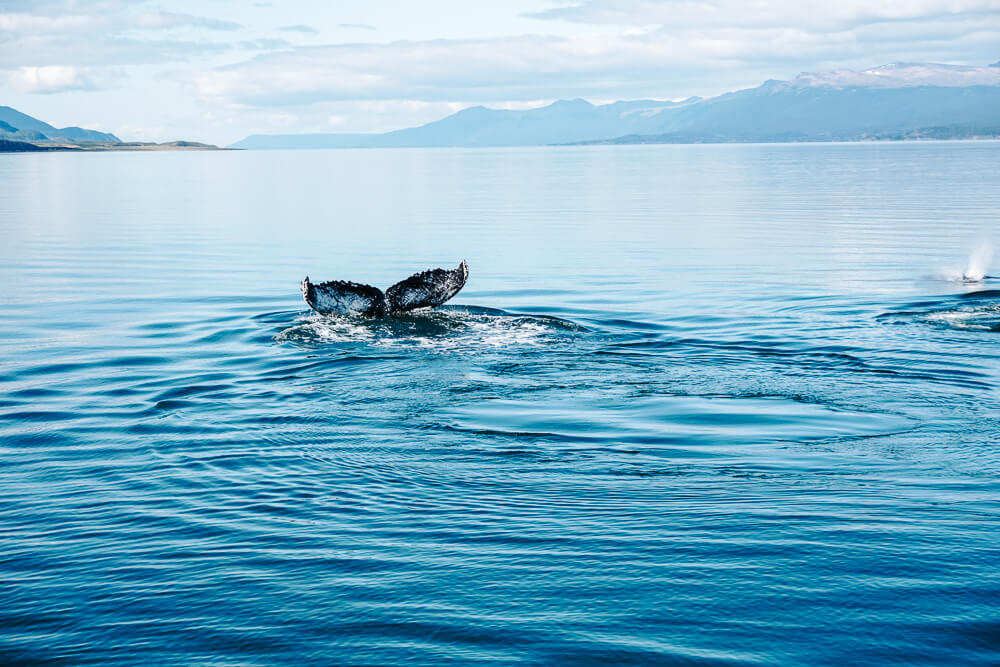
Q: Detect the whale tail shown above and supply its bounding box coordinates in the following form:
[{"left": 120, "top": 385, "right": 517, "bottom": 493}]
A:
[
  {"left": 302, "top": 260, "right": 468, "bottom": 316},
  {"left": 301, "top": 277, "right": 387, "bottom": 316},
  {"left": 386, "top": 260, "right": 468, "bottom": 313}
]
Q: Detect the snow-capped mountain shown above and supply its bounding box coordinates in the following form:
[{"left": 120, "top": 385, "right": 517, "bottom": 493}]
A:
[
  {"left": 786, "top": 62, "right": 1000, "bottom": 89},
  {"left": 233, "top": 62, "right": 1000, "bottom": 149}
]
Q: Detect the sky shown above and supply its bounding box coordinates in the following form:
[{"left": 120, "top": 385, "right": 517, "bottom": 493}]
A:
[{"left": 1, "top": 0, "right": 998, "bottom": 145}]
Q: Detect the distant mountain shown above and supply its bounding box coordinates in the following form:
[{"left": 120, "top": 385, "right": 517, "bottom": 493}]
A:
[
  {"left": 232, "top": 98, "right": 698, "bottom": 149},
  {"left": 56, "top": 126, "right": 123, "bottom": 143},
  {"left": 0, "top": 106, "right": 227, "bottom": 152},
  {"left": 591, "top": 78, "right": 1000, "bottom": 145},
  {"left": 0, "top": 106, "right": 121, "bottom": 144},
  {"left": 232, "top": 62, "right": 1000, "bottom": 149}
]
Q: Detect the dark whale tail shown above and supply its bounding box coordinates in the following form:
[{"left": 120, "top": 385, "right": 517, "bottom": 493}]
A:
[{"left": 302, "top": 261, "right": 468, "bottom": 316}]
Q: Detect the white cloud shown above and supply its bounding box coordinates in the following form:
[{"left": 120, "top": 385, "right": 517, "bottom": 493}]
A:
[
  {"left": 0, "top": 12, "right": 97, "bottom": 32},
  {"left": 238, "top": 38, "right": 291, "bottom": 50},
  {"left": 133, "top": 11, "right": 242, "bottom": 31},
  {"left": 0, "top": 0, "right": 127, "bottom": 14},
  {"left": 280, "top": 24, "right": 318, "bottom": 34},
  {"left": 111, "top": 123, "right": 170, "bottom": 142},
  {"left": 527, "top": 0, "right": 1000, "bottom": 31},
  {"left": 0, "top": 2, "right": 247, "bottom": 71},
  {"left": 186, "top": 33, "right": 705, "bottom": 107},
  {"left": 7, "top": 65, "right": 120, "bottom": 94},
  {"left": 185, "top": 10, "right": 1000, "bottom": 111}
]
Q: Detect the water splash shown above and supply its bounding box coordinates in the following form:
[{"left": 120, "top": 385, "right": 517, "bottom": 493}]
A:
[
  {"left": 937, "top": 240, "right": 994, "bottom": 282},
  {"left": 962, "top": 241, "right": 993, "bottom": 282},
  {"left": 924, "top": 302, "right": 1000, "bottom": 332},
  {"left": 274, "top": 306, "right": 581, "bottom": 351}
]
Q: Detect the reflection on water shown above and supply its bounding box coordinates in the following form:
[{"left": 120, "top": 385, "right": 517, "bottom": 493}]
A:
[
  {"left": 1, "top": 143, "right": 999, "bottom": 666},
  {"left": 445, "top": 394, "right": 913, "bottom": 446}
]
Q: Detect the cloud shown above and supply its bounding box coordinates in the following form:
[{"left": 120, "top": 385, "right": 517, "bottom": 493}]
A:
[
  {"left": 239, "top": 38, "right": 292, "bottom": 51},
  {"left": 280, "top": 24, "right": 318, "bottom": 34},
  {"left": 6, "top": 65, "right": 121, "bottom": 93},
  {"left": 0, "top": 13, "right": 98, "bottom": 32},
  {"left": 0, "top": 3, "right": 240, "bottom": 33},
  {"left": 185, "top": 9, "right": 1000, "bottom": 111},
  {"left": 214, "top": 99, "right": 473, "bottom": 136},
  {"left": 187, "top": 35, "right": 648, "bottom": 107},
  {"left": 526, "top": 0, "right": 1000, "bottom": 31},
  {"left": 186, "top": 32, "right": 727, "bottom": 107},
  {"left": 0, "top": 0, "right": 127, "bottom": 13},
  {"left": 0, "top": 3, "right": 249, "bottom": 71},
  {"left": 133, "top": 11, "right": 242, "bottom": 31},
  {"left": 339, "top": 23, "right": 376, "bottom": 31}
]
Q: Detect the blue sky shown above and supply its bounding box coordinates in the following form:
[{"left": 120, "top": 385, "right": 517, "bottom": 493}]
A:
[{"left": 2, "top": 0, "right": 998, "bottom": 144}]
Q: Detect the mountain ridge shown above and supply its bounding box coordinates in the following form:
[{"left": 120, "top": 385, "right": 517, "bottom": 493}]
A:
[
  {"left": 231, "top": 62, "right": 1000, "bottom": 149},
  {"left": 0, "top": 106, "right": 121, "bottom": 144},
  {"left": 0, "top": 106, "right": 227, "bottom": 152}
]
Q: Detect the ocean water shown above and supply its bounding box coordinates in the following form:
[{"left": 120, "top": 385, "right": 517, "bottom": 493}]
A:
[{"left": 1, "top": 143, "right": 999, "bottom": 666}]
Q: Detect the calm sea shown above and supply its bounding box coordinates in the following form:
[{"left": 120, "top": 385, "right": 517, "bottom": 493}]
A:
[{"left": 1, "top": 143, "right": 999, "bottom": 666}]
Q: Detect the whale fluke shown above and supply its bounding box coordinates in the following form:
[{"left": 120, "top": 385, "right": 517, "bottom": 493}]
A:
[
  {"left": 386, "top": 261, "right": 469, "bottom": 313},
  {"left": 302, "top": 261, "right": 468, "bottom": 316},
  {"left": 301, "top": 278, "right": 387, "bottom": 316}
]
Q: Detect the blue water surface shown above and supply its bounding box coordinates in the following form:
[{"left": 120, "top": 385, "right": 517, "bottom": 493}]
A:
[{"left": 1, "top": 143, "right": 999, "bottom": 666}]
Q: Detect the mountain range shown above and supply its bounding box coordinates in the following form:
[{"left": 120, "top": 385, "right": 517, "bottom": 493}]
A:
[
  {"left": 0, "top": 106, "right": 120, "bottom": 145},
  {"left": 232, "top": 62, "right": 1000, "bottom": 149},
  {"left": 0, "top": 107, "right": 224, "bottom": 152}
]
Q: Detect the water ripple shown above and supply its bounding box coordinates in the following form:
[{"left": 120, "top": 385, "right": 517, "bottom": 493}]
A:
[{"left": 3, "top": 145, "right": 1000, "bottom": 666}]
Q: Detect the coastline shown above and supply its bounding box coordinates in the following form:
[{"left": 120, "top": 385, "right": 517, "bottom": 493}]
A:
[{"left": 0, "top": 138, "right": 235, "bottom": 153}]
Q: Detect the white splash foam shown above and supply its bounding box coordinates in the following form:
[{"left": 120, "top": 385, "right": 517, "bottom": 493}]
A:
[
  {"left": 275, "top": 314, "right": 375, "bottom": 344},
  {"left": 963, "top": 241, "right": 993, "bottom": 282},
  {"left": 379, "top": 315, "right": 554, "bottom": 352},
  {"left": 924, "top": 304, "right": 1000, "bottom": 331},
  {"left": 277, "top": 310, "right": 569, "bottom": 351}
]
